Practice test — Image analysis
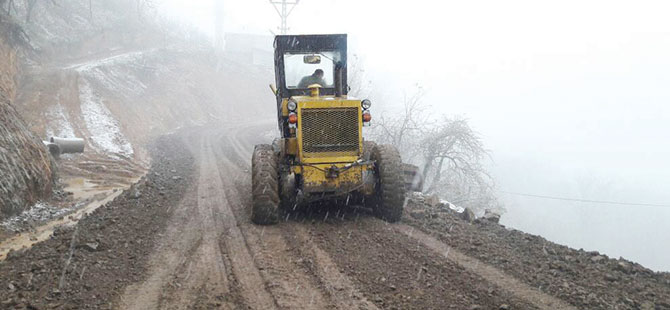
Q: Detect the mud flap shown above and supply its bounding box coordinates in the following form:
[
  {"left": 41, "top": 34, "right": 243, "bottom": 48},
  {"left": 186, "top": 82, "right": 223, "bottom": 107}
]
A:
[{"left": 402, "top": 163, "right": 424, "bottom": 193}]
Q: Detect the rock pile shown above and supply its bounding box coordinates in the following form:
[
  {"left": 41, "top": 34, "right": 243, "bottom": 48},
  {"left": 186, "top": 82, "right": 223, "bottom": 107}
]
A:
[{"left": 403, "top": 196, "right": 670, "bottom": 309}]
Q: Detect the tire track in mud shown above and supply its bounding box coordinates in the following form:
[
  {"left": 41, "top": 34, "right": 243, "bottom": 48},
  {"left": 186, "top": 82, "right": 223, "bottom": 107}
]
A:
[
  {"left": 120, "top": 140, "right": 238, "bottom": 310},
  {"left": 213, "top": 134, "right": 333, "bottom": 309},
  {"left": 395, "top": 224, "right": 578, "bottom": 310},
  {"left": 215, "top": 124, "right": 534, "bottom": 309},
  {"left": 302, "top": 216, "right": 541, "bottom": 309},
  {"left": 120, "top": 134, "right": 277, "bottom": 309},
  {"left": 198, "top": 138, "right": 278, "bottom": 309},
  {"left": 214, "top": 129, "right": 378, "bottom": 309},
  {"left": 282, "top": 224, "right": 381, "bottom": 310},
  {"left": 158, "top": 141, "right": 237, "bottom": 309},
  {"left": 125, "top": 124, "right": 570, "bottom": 310}
]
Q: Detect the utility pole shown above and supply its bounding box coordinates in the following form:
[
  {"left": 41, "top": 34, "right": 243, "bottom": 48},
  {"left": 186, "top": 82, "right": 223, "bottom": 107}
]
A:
[
  {"left": 269, "top": 0, "right": 299, "bottom": 34},
  {"left": 214, "top": 0, "right": 225, "bottom": 51}
]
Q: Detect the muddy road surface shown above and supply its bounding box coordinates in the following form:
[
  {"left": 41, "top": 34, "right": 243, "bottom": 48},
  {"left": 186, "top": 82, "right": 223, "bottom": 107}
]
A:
[{"left": 1, "top": 124, "right": 668, "bottom": 310}]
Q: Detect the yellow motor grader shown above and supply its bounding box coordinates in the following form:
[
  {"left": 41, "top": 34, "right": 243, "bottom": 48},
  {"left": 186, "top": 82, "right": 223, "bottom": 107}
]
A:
[{"left": 251, "top": 34, "right": 421, "bottom": 225}]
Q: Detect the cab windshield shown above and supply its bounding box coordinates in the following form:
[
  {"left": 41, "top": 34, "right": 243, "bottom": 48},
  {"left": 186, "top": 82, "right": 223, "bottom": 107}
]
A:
[{"left": 283, "top": 51, "right": 341, "bottom": 89}]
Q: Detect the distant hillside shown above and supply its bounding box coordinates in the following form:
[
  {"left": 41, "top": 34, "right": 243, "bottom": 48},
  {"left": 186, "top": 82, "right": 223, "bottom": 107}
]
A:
[
  {"left": 9, "top": 0, "right": 274, "bottom": 158},
  {"left": 1, "top": 0, "right": 274, "bottom": 217}
]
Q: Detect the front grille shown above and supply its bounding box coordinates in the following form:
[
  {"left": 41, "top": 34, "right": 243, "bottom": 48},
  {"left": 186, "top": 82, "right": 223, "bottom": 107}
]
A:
[{"left": 301, "top": 108, "right": 360, "bottom": 156}]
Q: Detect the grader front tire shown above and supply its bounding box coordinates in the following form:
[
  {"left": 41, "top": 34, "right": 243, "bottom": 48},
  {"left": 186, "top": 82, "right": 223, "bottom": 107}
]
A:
[
  {"left": 371, "top": 144, "right": 406, "bottom": 222},
  {"left": 251, "top": 144, "right": 280, "bottom": 225}
]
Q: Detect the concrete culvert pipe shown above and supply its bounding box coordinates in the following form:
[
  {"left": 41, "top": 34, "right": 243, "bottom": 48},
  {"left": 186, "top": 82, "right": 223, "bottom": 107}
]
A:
[
  {"left": 50, "top": 137, "right": 85, "bottom": 154},
  {"left": 45, "top": 142, "right": 61, "bottom": 158}
]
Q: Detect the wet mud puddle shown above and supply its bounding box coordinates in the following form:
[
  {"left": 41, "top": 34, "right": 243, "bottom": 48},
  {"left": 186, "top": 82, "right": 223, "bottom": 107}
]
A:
[{"left": 0, "top": 175, "right": 143, "bottom": 260}]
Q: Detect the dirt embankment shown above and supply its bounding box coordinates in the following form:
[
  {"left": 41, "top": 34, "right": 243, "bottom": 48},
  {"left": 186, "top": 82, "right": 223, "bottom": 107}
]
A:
[
  {"left": 0, "top": 96, "right": 57, "bottom": 219},
  {"left": 0, "top": 20, "right": 57, "bottom": 220},
  {"left": 403, "top": 198, "right": 670, "bottom": 310},
  {"left": 0, "top": 133, "right": 194, "bottom": 309}
]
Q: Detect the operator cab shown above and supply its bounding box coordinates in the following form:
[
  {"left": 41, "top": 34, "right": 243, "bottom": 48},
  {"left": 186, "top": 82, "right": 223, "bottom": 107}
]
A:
[
  {"left": 273, "top": 34, "right": 353, "bottom": 138},
  {"left": 273, "top": 34, "right": 348, "bottom": 99},
  {"left": 285, "top": 53, "right": 339, "bottom": 89}
]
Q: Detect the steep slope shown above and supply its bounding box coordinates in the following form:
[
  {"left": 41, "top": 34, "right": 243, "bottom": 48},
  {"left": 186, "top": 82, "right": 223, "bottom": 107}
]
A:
[
  {"left": 11, "top": 0, "right": 273, "bottom": 159},
  {"left": 0, "top": 20, "right": 57, "bottom": 219},
  {"left": 0, "top": 95, "right": 57, "bottom": 219},
  {"left": 1, "top": 0, "right": 273, "bottom": 222}
]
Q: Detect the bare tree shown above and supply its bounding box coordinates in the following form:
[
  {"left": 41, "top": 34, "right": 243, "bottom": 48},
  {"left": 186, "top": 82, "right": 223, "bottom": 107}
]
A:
[
  {"left": 0, "top": 4, "right": 30, "bottom": 46},
  {"left": 369, "top": 86, "right": 426, "bottom": 163},
  {"left": 368, "top": 87, "right": 502, "bottom": 212},
  {"left": 420, "top": 117, "right": 486, "bottom": 191},
  {"left": 22, "top": 0, "right": 57, "bottom": 23},
  {"left": 135, "top": 0, "right": 156, "bottom": 21},
  {"left": 24, "top": 0, "right": 37, "bottom": 23},
  {"left": 5, "top": 0, "right": 19, "bottom": 16},
  {"left": 2, "top": 0, "right": 13, "bottom": 15}
]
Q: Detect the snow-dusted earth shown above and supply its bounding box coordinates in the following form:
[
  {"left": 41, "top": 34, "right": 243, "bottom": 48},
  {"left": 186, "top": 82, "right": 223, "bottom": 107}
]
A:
[
  {"left": 441, "top": 199, "right": 466, "bottom": 213},
  {"left": 66, "top": 49, "right": 150, "bottom": 73},
  {"left": 79, "top": 78, "right": 134, "bottom": 157},
  {"left": 68, "top": 50, "right": 160, "bottom": 158},
  {"left": 0, "top": 202, "right": 72, "bottom": 232},
  {"left": 45, "top": 100, "right": 76, "bottom": 139}
]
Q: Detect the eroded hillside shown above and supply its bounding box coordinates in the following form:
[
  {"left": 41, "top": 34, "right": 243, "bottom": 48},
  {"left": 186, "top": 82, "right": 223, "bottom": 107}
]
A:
[
  {"left": 1, "top": 0, "right": 273, "bottom": 219},
  {"left": 0, "top": 15, "right": 56, "bottom": 220}
]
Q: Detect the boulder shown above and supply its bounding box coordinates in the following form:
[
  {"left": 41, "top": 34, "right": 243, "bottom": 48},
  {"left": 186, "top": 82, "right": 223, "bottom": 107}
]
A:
[
  {"left": 409, "top": 209, "right": 427, "bottom": 220},
  {"left": 425, "top": 194, "right": 440, "bottom": 207},
  {"left": 460, "top": 207, "right": 475, "bottom": 222},
  {"left": 481, "top": 209, "right": 501, "bottom": 223}
]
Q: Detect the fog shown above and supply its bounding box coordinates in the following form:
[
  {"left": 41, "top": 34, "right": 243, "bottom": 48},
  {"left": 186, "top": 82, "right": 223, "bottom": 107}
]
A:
[{"left": 161, "top": 0, "right": 670, "bottom": 271}]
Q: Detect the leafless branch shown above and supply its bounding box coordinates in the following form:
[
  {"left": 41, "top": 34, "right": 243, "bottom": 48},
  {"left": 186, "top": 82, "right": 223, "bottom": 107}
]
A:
[{"left": 368, "top": 87, "right": 502, "bottom": 212}]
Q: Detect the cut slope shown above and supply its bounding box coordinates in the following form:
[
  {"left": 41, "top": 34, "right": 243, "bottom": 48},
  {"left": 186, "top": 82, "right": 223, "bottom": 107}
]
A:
[
  {"left": 0, "top": 22, "right": 57, "bottom": 219},
  {"left": 0, "top": 93, "right": 57, "bottom": 219}
]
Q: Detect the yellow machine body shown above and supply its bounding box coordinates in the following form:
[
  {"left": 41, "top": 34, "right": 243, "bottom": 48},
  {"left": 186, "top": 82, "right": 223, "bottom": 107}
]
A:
[{"left": 282, "top": 95, "right": 374, "bottom": 195}]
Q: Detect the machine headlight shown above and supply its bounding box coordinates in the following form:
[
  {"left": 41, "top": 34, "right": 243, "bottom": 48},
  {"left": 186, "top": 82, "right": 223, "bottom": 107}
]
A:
[
  {"left": 287, "top": 100, "right": 297, "bottom": 111},
  {"left": 361, "top": 99, "right": 372, "bottom": 109}
]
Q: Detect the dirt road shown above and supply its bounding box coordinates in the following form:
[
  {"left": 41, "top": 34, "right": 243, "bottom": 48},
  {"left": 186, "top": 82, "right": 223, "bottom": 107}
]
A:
[
  {"left": 1, "top": 124, "right": 668, "bottom": 309},
  {"left": 117, "top": 125, "right": 568, "bottom": 309}
]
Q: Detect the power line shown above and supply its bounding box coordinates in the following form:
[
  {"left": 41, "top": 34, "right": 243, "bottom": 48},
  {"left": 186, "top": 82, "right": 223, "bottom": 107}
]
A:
[{"left": 498, "top": 190, "right": 670, "bottom": 208}]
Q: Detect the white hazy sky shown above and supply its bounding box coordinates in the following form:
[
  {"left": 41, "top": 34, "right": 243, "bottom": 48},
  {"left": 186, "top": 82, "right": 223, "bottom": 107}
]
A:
[{"left": 159, "top": 0, "right": 670, "bottom": 271}]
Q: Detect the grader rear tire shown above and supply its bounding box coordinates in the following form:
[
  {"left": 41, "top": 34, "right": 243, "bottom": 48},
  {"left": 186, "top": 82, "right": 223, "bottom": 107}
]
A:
[
  {"left": 370, "top": 144, "right": 405, "bottom": 222},
  {"left": 251, "top": 144, "right": 280, "bottom": 225}
]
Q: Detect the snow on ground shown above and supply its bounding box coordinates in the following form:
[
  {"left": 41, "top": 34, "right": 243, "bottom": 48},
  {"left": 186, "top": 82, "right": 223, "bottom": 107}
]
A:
[
  {"left": 87, "top": 65, "right": 147, "bottom": 98},
  {"left": 441, "top": 199, "right": 465, "bottom": 213},
  {"left": 45, "top": 99, "right": 76, "bottom": 139},
  {"left": 67, "top": 50, "right": 153, "bottom": 73},
  {"left": 1, "top": 202, "right": 72, "bottom": 232},
  {"left": 69, "top": 50, "right": 151, "bottom": 99},
  {"left": 79, "top": 78, "right": 134, "bottom": 157},
  {"left": 67, "top": 49, "right": 157, "bottom": 158}
]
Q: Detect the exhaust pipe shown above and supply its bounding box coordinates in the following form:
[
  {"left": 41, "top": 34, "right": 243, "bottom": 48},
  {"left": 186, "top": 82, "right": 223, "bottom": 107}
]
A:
[{"left": 334, "top": 61, "right": 344, "bottom": 97}]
